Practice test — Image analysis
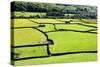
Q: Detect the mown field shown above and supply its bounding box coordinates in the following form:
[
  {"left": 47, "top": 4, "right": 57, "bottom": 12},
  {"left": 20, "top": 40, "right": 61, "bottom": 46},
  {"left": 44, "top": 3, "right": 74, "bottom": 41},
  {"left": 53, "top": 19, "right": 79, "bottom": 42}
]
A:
[{"left": 11, "top": 18, "right": 97, "bottom": 66}]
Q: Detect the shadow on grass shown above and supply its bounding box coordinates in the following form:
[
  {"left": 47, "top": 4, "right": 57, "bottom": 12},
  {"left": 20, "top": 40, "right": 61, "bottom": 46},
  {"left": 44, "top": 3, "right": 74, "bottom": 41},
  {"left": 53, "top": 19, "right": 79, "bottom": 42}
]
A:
[
  {"left": 52, "top": 51, "right": 97, "bottom": 56},
  {"left": 28, "top": 19, "right": 39, "bottom": 24},
  {"left": 78, "top": 23, "right": 97, "bottom": 28},
  {"left": 11, "top": 50, "right": 97, "bottom": 61},
  {"left": 45, "top": 29, "right": 97, "bottom": 34},
  {"left": 11, "top": 44, "right": 49, "bottom": 48},
  {"left": 11, "top": 26, "right": 41, "bottom": 29}
]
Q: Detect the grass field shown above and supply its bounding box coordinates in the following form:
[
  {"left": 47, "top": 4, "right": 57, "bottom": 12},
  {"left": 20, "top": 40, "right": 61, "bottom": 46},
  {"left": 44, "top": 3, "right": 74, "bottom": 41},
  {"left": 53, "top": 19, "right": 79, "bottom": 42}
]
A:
[
  {"left": 15, "top": 53, "right": 97, "bottom": 66},
  {"left": 11, "top": 12, "right": 46, "bottom": 18},
  {"left": 14, "top": 46, "right": 48, "bottom": 58},
  {"left": 82, "top": 19, "right": 97, "bottom": 24},
  {"left": 11, "top": 19, "right": 97, "bottom": 66},
  {"left": 12, "top": 28, "right": 46, "bottom": 46}
]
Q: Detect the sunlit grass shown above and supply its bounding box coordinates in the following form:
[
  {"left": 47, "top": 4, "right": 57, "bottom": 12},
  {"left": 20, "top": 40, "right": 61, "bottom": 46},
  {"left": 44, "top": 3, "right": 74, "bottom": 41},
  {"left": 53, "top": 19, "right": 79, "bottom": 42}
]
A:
[{"left": 11, "top": 19, "right": 97, "bottom": 66}]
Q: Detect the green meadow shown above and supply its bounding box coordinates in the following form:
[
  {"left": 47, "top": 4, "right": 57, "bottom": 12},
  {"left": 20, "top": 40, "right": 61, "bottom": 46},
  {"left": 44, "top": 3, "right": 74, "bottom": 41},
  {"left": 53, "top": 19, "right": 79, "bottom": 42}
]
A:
[{"left": 11, "top": 19, "right": 97, "bottom": 66}]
